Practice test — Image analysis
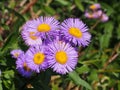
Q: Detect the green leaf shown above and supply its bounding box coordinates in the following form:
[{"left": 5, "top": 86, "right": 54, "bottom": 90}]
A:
[
  {"left": 76, "top": 65, "right": 90, "bottom": 74},
  {"left": 55, "top": 0, "right": 69, "bottom": 6},
  {"left": 101, "top": 2, "right": 114, "bottom": 16},
  {"left": 2, "top": 70, "right": 15, "bottom": 89},
  {"left": 100, "top": 22, "right": 113, "bottom": 49},
  {"left": 116, "top": 24, "right": 120, "bottom": 39},
  {"left": 88, "top": 70, "right": 98, "bottom": 81},
  {"left": 81, "top": 0, "right": 94, "bottom": 4},
  {"left": 0, "top": 80, "right": 3, "bottom": 90},
  {"left": 52, "top": 84, "right": 59, "bottom": 90},
  {"left": 69, "top": 71, "right": 92, "bottom": 90},
  {"left": 3, "top": 70, "right": 14, "bottom": 79},
  {"left": 118, "top": 81, "right": 120, "bottom": 90},
  {"left": 4, "top": 6, "right": 25, "bottom": 22},
  {"left": 75, "top": 0, "right": 84, "bottom": 12},
  {"left": 0, "top": 35, "right": 3, "bottom": 41},
  {"left": 1, "top": 32, "right": 18, "bottom": 52},
  {"left": 0, "top": 6, "right": 25, "bottom": 52},
  {"left": 44, "top": 6, "right": 56, "bottom": 15}
]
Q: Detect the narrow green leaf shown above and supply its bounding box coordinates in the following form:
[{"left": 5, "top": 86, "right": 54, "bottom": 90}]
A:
[
  {"left": 75, "top": 0, "right": 84, "bottom": 12},
  {"left": 0, "top": 6, "right": 25, "bottom": 52},
  {"left": 0, "top": 35, "right": 3, "bottom": 41},
  {"left": 76, "top": 65, "right": 90, "bottom": 74},
  {"left": 0, "top": 80, "right": 3, "bottom": 90},
  {"left": 100, "top": 22, "right": 113, "bottom": 49},
  {"left": 101, "top": 2, "right": 114, "bottom": 16},
  {"left": 52, "top": 84, "right": 59, "bottom": 90},
  {"left": 1, "top": 32, "right": 18, "bottom": 52},
  {"left": 69, "top": 71, "right": 92, "bottom": 90},
  {"left": 81, "top": 0, "right": 94, "bottom": 4},
  {"left": 3, "top": 70, "right": 14, "bottom": 79},
  {"left": 4, "top": 6, "right": 25, "bottom": 22},
  {"left": 116, "top": 24, "right": 120, "bottom": 39},
  {"left": 55, "top": 0, "right": 69, "bottom": 6},
  {"left": 118, "top": 81, "right": 120, "bottom": 90},
  {"left": 88, "top": 70, "right": 98, "bottom": 81},
  {"left": 44, "top": 6, "right": 56, "bottom": 15}
]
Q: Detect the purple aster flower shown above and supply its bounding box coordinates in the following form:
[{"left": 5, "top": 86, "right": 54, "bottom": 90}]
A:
[
  {"left": 25, "top": 45, "right": 48, "bottom": 73},
  {"left": 0, "top": 69, "right": 1, "bottom": 80},
  {"left": 100, "top": 13, "right": 109, "bottom": 22},
  {"left": 0, "top": 69, "right": 1, "bottom": 76},
  {"left": 92, "top": 10, "right": 102, "bottom": 19},
  {"left": 16, "top": 53, "right": 33, "bottom": 77},
  {"left": 89, "top": 3, "right": 101, "bottom": 10},
  {"left": 21, "top": 30, "right": 42, "bottom": 46},
  {"left": 10, "top": 49, "right": 24, "bottom": 59},
  {"left": 60, "top": 18, "right": 91, "bottom": 46},
  {"left": 46, "top": 40, "right": 78, "bottom": 74},
  {"left": 84, "top": 12, "right": 93, "bottom": 19},
  {"left": 22, "top": 16, "right": 59, "bottom": 40},
  {"left": 85, "top": 10, "right": 102, "bottom": 19}
]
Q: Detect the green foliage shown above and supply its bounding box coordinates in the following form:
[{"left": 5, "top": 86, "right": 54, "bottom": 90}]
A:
[
  {"left": 0, "top": 0, "right": 120, "bottom": 90},
  {"left": 69, "top": 71, "right": 92, "bottom": 90}
]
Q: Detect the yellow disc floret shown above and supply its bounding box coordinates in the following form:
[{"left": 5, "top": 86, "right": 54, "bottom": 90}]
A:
[
  {"left": 23, "top": 63, "right": 30, "bottom": 71},
  {"left": 29, "top": 32, "right": 37, "bottom": 40},
  {"left": 69, "top": 27, "right": 82, "bottom": 38},
  {"left": 89, "top": 5, "right": 96, "bottom": 10},
  {"left": 37, "top": 24, "right": 51, "bottom": 32},
  {"left": 14, "top": 53, "right": 19, "bottom": 58},
  {"left": 33, "top": 52, "right": 45, "bottom": 65},
  {"left": 55, "top": 51, "right": 68, "bottom": 64}
]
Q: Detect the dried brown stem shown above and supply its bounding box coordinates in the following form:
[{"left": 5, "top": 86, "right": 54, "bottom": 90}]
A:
[
  {"left": 103, "top": 42, "right": 120, "bottom": 70},
  {"left": 90, "top": 20, "right": 100, "bottom": 30},
  {"left": 20, "top": 0, "right": 37, "bottom": 14}
]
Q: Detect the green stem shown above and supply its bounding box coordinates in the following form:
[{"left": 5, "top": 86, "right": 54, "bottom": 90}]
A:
[{"left": 98, "top": 69, "right": 120, "bottom": 73}]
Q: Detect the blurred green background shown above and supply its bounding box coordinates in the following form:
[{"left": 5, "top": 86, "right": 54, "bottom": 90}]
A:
[{"left": 0, "top": 0, "right": 120, "bottom": 90}]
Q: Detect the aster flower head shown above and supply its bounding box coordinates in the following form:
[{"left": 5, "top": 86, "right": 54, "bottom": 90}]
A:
[
  {"left": 100, "top": 13, "right": 109, "bottom": 22},
  {"left": 16, "top": 53, "right": 33, "bottom": 77},
  {"left": 21, "top": 30, "right": 42, "bottom": 46},
  {"left": 92, "top": 10, "right": 103, "bottom": 19},
  {"left": 0, "top": 69, "right": 1, "bottom": 77},
  {"left": 46, "top": 40, "right": 78, "bottom": 74},
  {"left": 60, "top": 18, "right": 91, "bottom": 46},
  {"left": 10, "top": 49, "right": 24, "bottom": 59},
  {"left": 25, "top": 45, "right": 48, "bottom": 73},
  {"left": 22, "top": 16, "right": 59, "bottom": 41},
  {"left": 84, "top": 12, "right": 93, "bottom": 19},
  {"left": 89, "top": 3, "right": 101, "bottom": 10}
]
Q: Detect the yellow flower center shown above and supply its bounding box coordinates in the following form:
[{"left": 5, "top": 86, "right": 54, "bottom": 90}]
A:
[
  {"left": 33, "top": 52, "right": 45, "bottom": 65},
  {"left": 69, "top": 27, "right": 82, "bottom": 38},
  {"left": 55, "top": 51, "right": 68, "bottom": 64},
  {"left": 29, "top": 32, "right": 37, "bottom": 40},
  {"left": 14, "top": 53, "right": 19, "bottom": 58},
  {"left": 23, "top": 63, "right": 31, "bottom": 71},
  {"left": 37, "top": 24, "right": 51, "bottom": 32},
  {"left": 89, "top": 5, "right": 96, "bottom": 10}
]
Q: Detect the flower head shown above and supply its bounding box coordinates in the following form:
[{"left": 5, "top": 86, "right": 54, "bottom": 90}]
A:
[
  {"left": 16, "top": 53, "right": 33, "bottom": 77},
  {"left": 92, "top": 10, "right": 102, "bottom": 19},
  {"left": 46, "top": 40, "right": 78, "bottom": 74},
  {"left": 60, "top": 18, "right": 91, "bottom": 46},
  {"left": 21, "top": 30, "right": 42, "bottom": 46},
  {"left": 10, "top": 49, "right": 24, "bottom": 59},
  {"left": 22, "top": 16, "right": 59, "bottom": 41},
  {"left": 85, "top": 10, "right": 102, "bottom": 19},
  {"left": 25, "top": 45, "right": 48, "bottom": 73},
  {"left": 89, "top": 3, "right": 101, "bottom": 10},
  {"left": 84, "top": 12, "right": 93, "bottom": 19},
  {"left": 100, "top": 13, "right": 109, "bottom": 22}
]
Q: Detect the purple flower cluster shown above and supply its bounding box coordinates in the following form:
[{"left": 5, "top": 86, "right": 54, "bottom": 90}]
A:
[
  {"left": 84, "top": 3, "right": 109, "bottom": 22},
  {"left": 11, "top": 16, "right": 91, "bottom": 77}
]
